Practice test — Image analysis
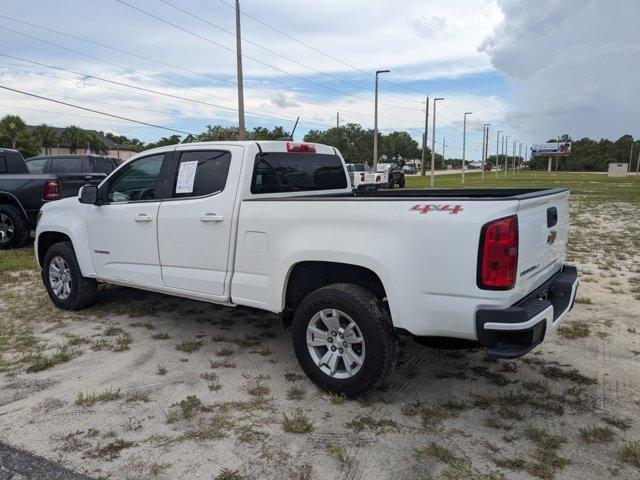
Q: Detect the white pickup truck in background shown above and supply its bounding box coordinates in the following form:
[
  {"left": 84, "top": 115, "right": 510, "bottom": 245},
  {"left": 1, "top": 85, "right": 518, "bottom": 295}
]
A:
[
  {"left": 35, "top": 141, "right": 578, "bottom": 396},
  {"left": 346, "top": 163, "right": 376, "bottom": 190}
]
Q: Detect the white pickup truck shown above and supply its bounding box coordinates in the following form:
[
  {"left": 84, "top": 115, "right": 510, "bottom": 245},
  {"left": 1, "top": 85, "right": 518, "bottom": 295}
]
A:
[{"left": 35, "top": 141, "right": 578, "bottom": 396}]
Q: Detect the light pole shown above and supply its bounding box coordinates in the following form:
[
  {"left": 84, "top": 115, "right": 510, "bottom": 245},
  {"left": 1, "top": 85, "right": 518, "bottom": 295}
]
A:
[
  {"left": 511, "top": 140, "right": 517, "bottom": 174},
  {"left": 430, "top": 97, "right": 444, "bottom": 187},
  {"left": 235, "top": 0, "right": 246, "bottom": 140},
  {"left": 373, "top": 69, "right": 390, "bottom": 171},
  {"left": 481, "top": 123, "right": 490, "bottom": 182},
  {"left": 496, "top": 130, "right": 502, "bottom": 177},
  {"left": 420, "top": 95, "right": 429, "bottom": 176},
  {"left": 442, "top": 137, "right": 445, "bottom": 170},
  {"left": 504, "top": 135, "right": 511, "bottom": 177},
  {"left": 462, "top": 112, "right": 472, "bottom": 184}
]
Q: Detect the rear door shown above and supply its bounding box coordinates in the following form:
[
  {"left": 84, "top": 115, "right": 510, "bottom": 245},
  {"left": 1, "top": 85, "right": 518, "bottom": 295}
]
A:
[
  {"left": 157, "top": 146, "right": 243, "bottom": 297},
  {"left": 515, "top": 190, "right": 570, "bottom": 294}
]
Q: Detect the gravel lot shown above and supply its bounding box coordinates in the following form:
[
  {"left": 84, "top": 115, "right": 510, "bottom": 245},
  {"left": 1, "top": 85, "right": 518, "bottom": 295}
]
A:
[{"left": 1, "top": 176, "right": 639, "bottom": 480}]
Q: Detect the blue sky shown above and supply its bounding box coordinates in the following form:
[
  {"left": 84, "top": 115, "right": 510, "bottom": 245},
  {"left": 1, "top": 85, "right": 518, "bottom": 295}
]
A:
[{"left": 0, "top": 0, "right": 637, "bottom": 161}]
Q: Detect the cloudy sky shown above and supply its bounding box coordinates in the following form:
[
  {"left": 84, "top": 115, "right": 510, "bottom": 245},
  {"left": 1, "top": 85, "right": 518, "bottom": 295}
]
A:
[{"left": 0, "top": 0, "right": 637, "bottom": 160}]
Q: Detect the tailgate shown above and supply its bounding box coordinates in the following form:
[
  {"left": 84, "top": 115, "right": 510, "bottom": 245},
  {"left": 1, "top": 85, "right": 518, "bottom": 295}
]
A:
[{"left": 515, "top": 189, "right": 570, "bottom": 295}]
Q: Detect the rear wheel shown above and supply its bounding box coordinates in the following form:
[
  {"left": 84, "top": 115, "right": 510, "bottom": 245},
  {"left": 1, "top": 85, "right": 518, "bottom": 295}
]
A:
[
  {"left": 43, "top": 241, "right": 97, "bottom": 310},
  {"left": 388, "top": 180, "right": 394, "bottom": 189},
  {"left": 0, "top": 204, "right": 29, "bottom": 250},
  {"left": 399, "top": 177, "right": 405, "bottom": 188},
  {"left": 292, "top": 283, "right": 397, "bottom": 396}
]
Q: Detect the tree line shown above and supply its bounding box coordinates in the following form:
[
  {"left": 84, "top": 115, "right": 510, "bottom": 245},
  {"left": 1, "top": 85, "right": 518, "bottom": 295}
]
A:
[{"left": 1, "top": 114, "right": 636, "bottom": 171}]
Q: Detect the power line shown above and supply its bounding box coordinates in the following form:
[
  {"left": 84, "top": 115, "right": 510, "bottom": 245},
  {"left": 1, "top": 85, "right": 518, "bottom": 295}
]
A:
[
  {"left": 0, "top": 53, "right": 335, "bottom": 128},
  {"left": 0, "top": 85, "right": 197, "bottom": 134},
  {"left": 115, "top": 0, "right": 422, "bottom": 113}
]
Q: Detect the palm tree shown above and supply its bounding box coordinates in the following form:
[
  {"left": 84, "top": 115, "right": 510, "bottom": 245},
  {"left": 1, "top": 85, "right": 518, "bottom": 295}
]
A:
[
  {"left": 60, "top": 125, "right": 87, "bottom": 154},
  {"left": 0, "top": 114, "right": 27, "bottom": 149},
  {"left": 32, "top": 123, "right": 58, "bottom": 155}
]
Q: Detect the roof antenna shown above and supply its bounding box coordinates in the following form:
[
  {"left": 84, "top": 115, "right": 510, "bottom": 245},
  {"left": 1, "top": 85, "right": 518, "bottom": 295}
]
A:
[{"left": 277, "top": 116, "right": 299, "bottom": 141}]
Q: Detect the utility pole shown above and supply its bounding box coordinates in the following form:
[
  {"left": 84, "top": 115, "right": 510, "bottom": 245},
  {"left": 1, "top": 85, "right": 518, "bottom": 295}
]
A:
[
  {"left": 481, "top": 124, "right": 490, "bottom": 182},
  {"left": 518, "top": 143, "right": 522, "bottom": 172},
  {"left": 636, "top": 149, "right": 640, "bottom": 174},
  {"left": 496, "top": 130, "right": 502, "bottom": 177},
  {"left": 373, "top": 69, "right": 390, "bottom": 171},
  {"left": 512, "top": 141, "right": 517, "bottom": 173},
  {"left": 442, "top": 137, "right": 445, "bottom": 170},
  {"left": 336, "top": 112, "right": 340, "bottom": 128},
  {"left": 235, "top": 0, "right": 246, "bottom": 140},
  {"left": 504, "top": 135, "right": 511, "bottom": 177},
  {"left": 421, "top": 95, "right": 429, "bottom": 176},
  {"left": 431, "top": 97, "right": 444, "bottom": 187},
  {"left": 629, "top": 141, "right": 634, "bottom": 173},
  {"left": 462, "top": 112, "right": 472, "bottom": 184}
]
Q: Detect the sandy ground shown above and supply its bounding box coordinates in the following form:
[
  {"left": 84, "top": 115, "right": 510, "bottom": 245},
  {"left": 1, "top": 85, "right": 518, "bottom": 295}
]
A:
[{"left": 0, "top": 195, "right": 639, "bottom": 480}]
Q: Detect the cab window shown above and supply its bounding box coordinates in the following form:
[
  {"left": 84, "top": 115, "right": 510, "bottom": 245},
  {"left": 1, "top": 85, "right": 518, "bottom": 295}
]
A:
[
  {"left": 171, "top": 151, "right": 231, "bottom": 198},
  {"left": 26, "top": 158, "right": 47, "bottom": 174},
  {"left": 105, "top": 154, "right": 164, "bottom": 203}
]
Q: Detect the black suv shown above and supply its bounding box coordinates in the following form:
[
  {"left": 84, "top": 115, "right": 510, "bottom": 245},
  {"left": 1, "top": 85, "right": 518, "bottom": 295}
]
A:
[{"left": 376, "top": 163, "right": 405, "bottom": 188}]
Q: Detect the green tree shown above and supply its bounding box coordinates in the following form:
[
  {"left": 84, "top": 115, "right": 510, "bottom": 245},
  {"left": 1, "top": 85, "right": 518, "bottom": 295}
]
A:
[
  {"left": 32, "top": 123, "right": 58, "bottom": 155},
  {"left": 86, "top": 132, "right": 108, "bottom": 155},
  {"left": 247, "top": 126, "right": 290, "bottom": 140},
  {"left": 60, "top": 125, "right": 87, "bottom": 154},
  {"left": 0, "top": 114, "right": 39, "bottom": 157},
  {"left": 104, "top": 132, "right": 145, "bottom": 152},
  {"left": 197, "top": 125, "right": 239, "bottom": 141},
  {"left": 145, "top": 135, "right": 182, "bottom": 150}
]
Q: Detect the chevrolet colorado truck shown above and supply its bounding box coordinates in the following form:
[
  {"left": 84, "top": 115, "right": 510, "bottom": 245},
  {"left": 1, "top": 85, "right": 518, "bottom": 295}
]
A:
[{"left": 35, "top": 141, "right": 579, "bottom": 395}]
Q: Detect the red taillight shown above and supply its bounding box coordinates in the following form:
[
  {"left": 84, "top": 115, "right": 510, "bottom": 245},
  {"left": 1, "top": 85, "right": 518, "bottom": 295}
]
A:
[
  {"left": 376, "top": 175, "right": 381, "bottom": 182},
  {"left": 478, "top": 215, "right": 518, "bottom": 289},
  {"left": 286, "top": 142, "right": 316, "bottom": 153},
  {"left": 360, "top": 172, "right": 365, "bottom": 181},
  {"left": 43, "top": 179, "right": 60, "bottom": 201}
]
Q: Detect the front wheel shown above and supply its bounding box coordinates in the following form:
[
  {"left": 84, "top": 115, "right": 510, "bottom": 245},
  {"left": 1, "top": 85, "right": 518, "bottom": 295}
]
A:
[
  {"left": 43, "top": 241, "right": 97, "bottom": 310},
  {"left": 292, "top": 283, "right": 398, "bottom": 396},
  {"left": 399, "top": 177, "right": 405, "bottom": 188}
]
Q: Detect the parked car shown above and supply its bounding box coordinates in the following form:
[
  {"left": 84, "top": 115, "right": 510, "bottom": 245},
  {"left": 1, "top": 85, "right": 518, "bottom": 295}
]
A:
[
  {"left": 346, "top": 163, "right": 375, "bottom": 191},
  {"left": 376, "top": 162, "right": 405, "bottom": 188},
  {"left": 0, "top": 151, "right": 116, "bottom": 249},
  {"left": 36, "top": 141, "right": 578, "bottom": 396},
  {"left": 402, "top": 165, "right": 416, "bottom": 175}
]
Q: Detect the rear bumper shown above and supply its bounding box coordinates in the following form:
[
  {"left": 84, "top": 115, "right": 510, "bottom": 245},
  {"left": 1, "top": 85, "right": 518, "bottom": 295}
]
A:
[{"left": 476, "top": 265, "right": 579, "bottom": 359}]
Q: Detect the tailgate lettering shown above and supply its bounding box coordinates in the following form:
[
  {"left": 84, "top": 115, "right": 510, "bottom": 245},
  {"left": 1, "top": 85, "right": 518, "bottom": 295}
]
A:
[{"left": 410, "top": 204, "right": 463, "bottom": 215}]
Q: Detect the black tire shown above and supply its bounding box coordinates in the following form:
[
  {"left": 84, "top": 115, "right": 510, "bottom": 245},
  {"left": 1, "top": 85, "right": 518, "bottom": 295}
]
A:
[
  {"left": 388, "top": 180, "right": 394, "bottom": 189},
  {"left": 399, "top": 177, "right": 405, "bottom": 188},
  {"left": 43, "top": 241, "right": 97, "bottom": 310},
  {"left": 292, "top": 283, "right": 398, "bottom": 396},
  {"left": 0, "top": 203, "right": 29, "bottom": 250}
]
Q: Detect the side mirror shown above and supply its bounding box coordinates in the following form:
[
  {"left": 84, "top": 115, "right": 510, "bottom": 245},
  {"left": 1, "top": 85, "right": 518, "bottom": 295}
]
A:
[{"left": 79, "top": 185, "right": 98, "bottom": 205}]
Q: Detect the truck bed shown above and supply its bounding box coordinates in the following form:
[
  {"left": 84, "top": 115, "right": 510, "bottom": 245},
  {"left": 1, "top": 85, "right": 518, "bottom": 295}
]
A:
[{"left": 244, "top": 188, "right": 568, "bottom": 201}]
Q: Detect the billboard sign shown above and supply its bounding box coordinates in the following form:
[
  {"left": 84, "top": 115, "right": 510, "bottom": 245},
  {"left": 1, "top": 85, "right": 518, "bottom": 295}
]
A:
[{"left": 531, "top": 142, "right": 571, "bottom": 157}]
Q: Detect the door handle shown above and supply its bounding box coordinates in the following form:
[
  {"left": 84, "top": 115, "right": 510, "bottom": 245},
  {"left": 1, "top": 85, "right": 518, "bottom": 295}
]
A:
[
  {"left": 134, "top": 213, "right": 153, "bottom": 223},
  {"left": 200, "top": 213, "right": 223, "bottom": 223}
]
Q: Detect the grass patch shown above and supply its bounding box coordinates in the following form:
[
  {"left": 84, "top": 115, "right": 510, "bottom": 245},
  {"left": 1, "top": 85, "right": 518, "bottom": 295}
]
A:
[
  {"left": 601, "top": 415, "right": 632, "bottom": 431},
  {"left": 214, "top": 470, "right": 247, "bottom": 480},
  {"left": 177, "top": 416, "right": 232, "bottom": 442},
  {"left": 247, "top": 381, "right": 270, "bottom": 397},
  {"left": 176, "top": 339, "right": 203, "bottom": 353},
  {"left": 556, "top": 321, "right": 590, "bottom": 339},
  {"left": 75, "top": 388, "right": 121, "bottom": 407},
  {"left": 282, "top": 409, "right": 313, "bottom": 434},
  {"left": 618, "top": 442, "right": 640, "bottom": 470},
  {"left": 326, "top": 442, "right": 351, "bottom": 464},
  {"left": 89, "top": 438, "right": 134, "bottom": 460},
  {"left": 286, "top": 385, "right": 307, "bottom": 400},
  {"left": 25, "top": 346, "right": 81, "bottom": 373},
  {"left": 575, "top": 296, "right": 592, "bottom": 305},
  {"left": 126, "top": 390, "right": 151, "bottom": 403},
  {"left": 151, "top": 332, "right": 170, "bottom": 340},
  {"left": 541, "top": 366, "right": 597, "bottom": 385},
  {"left": 114, "top": 334, "right": 132, "bottom": 352},
  {"left": 344, "top": 415, "right": 397, "bottom": 433},
  {"left": 579, "top": 425, "right": 614, "bottom": 443},
  {"left": 165, "top": 395, "right": 203, "bottom": 423}
]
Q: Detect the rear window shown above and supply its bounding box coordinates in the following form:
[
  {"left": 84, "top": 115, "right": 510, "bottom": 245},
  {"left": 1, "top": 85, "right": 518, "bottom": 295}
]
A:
[
  {"left": 350, "top": 164, "right": 370, "bottom": 172},
  {"left": 251, "top": 153, "right": 347, "bottom": 194},
  {"left": 51, "top": 157, "right": 83, "bottom": 173}
]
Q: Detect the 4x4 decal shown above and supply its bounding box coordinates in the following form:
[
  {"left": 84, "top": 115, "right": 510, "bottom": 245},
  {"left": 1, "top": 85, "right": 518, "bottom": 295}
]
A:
[{"left": 410, "top": 204, "right": 463, "bottom": 215}]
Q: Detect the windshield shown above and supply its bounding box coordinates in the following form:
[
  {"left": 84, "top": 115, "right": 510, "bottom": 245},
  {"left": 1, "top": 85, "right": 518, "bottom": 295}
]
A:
[
  {"left": 376, "top": 163, "right": 392, "bottom": 172},
  {"left": 350, "top": 164, "right": 370, "bottom": 172}
]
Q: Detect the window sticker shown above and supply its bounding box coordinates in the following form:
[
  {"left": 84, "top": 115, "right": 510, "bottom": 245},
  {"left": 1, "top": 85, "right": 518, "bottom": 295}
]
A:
[{"left": 175, "top": 161, "right": 198, "bottom": 194}]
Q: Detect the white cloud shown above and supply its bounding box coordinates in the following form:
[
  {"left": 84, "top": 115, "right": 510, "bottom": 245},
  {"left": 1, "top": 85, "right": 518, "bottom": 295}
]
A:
[{"left": 480, "top": 0, "right": 640, "bottom": 140}]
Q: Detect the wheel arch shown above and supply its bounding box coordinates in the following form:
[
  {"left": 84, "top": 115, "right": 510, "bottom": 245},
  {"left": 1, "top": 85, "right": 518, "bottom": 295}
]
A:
[
  {"left": 281, "top": 260, "right": 391, "bottom": 330},
  {"left": 0, "top": 192, "right": 28, "bottom": 220},
  {"left": 37, "top": 231, "right": 74, "bottom": 268}
]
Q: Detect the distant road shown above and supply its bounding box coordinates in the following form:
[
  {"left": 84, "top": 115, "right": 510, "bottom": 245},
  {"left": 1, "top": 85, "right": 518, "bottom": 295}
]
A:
[{"left": 0, "top": 442, "right": 92, "bottom": 480}]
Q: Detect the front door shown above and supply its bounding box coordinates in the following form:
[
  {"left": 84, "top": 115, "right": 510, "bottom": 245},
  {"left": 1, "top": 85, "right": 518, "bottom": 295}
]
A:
[
  {"left": 157, "top": 147, "right": 241, "bottom": 296},
  {"left": 87, "top": 152, "right": 168, "bottom": 286}
]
